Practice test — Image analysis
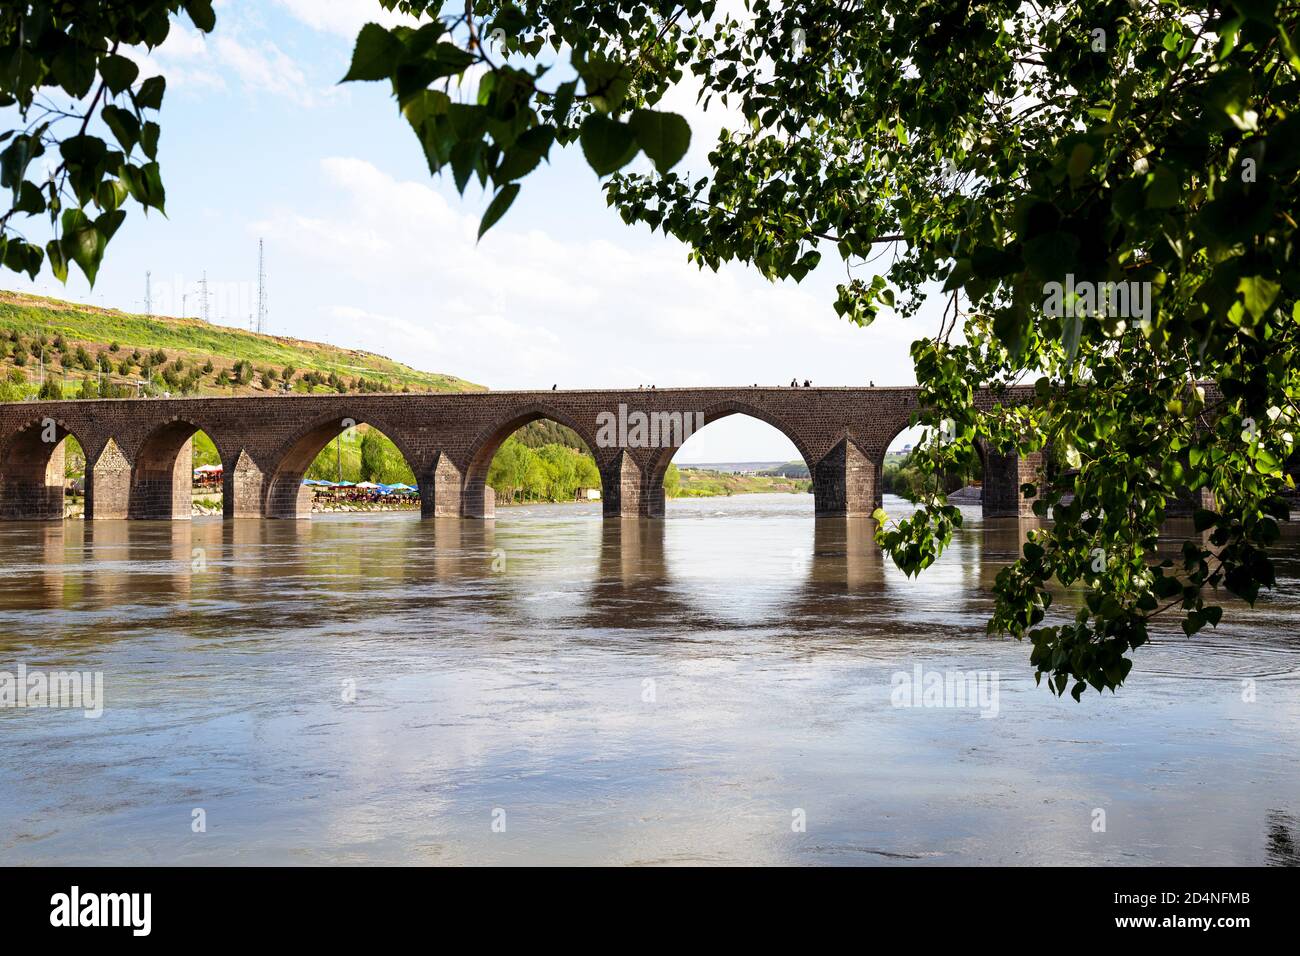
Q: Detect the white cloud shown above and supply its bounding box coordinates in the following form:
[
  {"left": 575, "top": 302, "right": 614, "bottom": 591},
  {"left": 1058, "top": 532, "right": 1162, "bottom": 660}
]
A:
[
  {"left": 274, "top": 0, "right": 416, "bottom": 39},
  {"left": 211, "top": 35, "right": 314, "bottom": 104},
  {"left": 135, "top": 22, "right": 323, "bottom": 106}
]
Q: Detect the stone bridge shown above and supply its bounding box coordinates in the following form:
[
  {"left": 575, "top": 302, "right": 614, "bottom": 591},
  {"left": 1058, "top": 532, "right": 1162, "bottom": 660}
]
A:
[{"left": 0, "top": 386, "right": 1043, "bottom": 521}]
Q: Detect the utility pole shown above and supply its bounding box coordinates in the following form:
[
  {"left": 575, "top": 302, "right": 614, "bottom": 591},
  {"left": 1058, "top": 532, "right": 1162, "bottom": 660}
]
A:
[
  {"left": 256, "top": 239, "right": 268, "bottom": 335},
  {"left": 145, "top": 271, "right": 152, "bottom": 314},
  {"left": 336, "top": 434, "right": 342, "bottom": 485}
]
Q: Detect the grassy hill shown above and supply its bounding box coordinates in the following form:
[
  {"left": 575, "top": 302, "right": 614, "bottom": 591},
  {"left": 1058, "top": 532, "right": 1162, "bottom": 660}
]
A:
[
  {"left": 0, "top": 289, "right": 482, "bottom": 399},
  {"left": 676, "top": 467, "right": 811, "bottom": 497}
]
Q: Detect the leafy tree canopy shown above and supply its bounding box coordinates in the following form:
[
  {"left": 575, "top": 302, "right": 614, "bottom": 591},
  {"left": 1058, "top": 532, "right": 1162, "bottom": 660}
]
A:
[
  {"left": 4, "top": 0, "right": 1298, "bottom": 698},
  {"left": 0, "top": 2, "right": 213, "bottom": 283}
]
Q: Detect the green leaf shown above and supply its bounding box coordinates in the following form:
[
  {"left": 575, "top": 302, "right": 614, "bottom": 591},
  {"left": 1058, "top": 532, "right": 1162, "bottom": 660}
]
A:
[
  {"left": 14, "top": 180, "right": 44, "bottom": 215},
  {"left": 97, "top": 177, "right": 128, "bottom": 212},
  {"left": 95, "top": 209, "right": 126, "bottom": 243},
  {"left": 1061, "top": 312, "right": 1082, "bottom": 360},
  {"left": 574, "top": 55, "right": 632, "bottom": 113},
  {"left": 60, "top": 208, "right": 106, "bottom": 285},
  {"left": 1237, "top": 275, "right": 1281, "bottom": 321},
  {"left": 1, "top": 133, "right": 45, "bottom": 194},
  {"left": 185, "top": 0, "right": 217, "bottom": 32},
  {"left": 140, "top": 121, "right": 160, "bottom": 160},
  {"left": 1145, "top": 166, "right": 1181, "bottom": 208},
  {"left": 495, "top": 124, "right": 554, "bottom": 181},
  {"left": 579, "top": 114, "right": 638, "bottom": 176},
  {"left": 51, "top": 47, "right": 97, "bottom": 99},
  {"left": 449, "top": 139, "right": 482, "bottom": 193},
  {"left": 1021, "top": 232, "right": 1081, "bottom": 279},
  {"left": 550, "top": 80, "right": 578, "bottom": 126},
  {"left": 134, "top": 76, "right": 166, "bottom": 111},
  {"left": 45, "top": 239, "right": 68, "bottom": 283},
  {"left": 342, "top": 24, "right": 401, "bottom": 82},
  {"left": 102, "top": 105, "right": 140, "bottom": 153},
  {"left": 1066, "top": 141, "right": 1094, "bottom": 181},
  {"left": 98, "top": 54, "right": 139, "bottom": 95},
  {"left": 628, "top": 110, "right": 691, "bottom": 174},
  {"left": 1192, "top": 508, "right": 1219, "bottom": 531},
  {"left": 122, "top": 162, "right": 166, "bottom": 213},
  {"left": 16, "top": 240, "right": 43, "bottom": 279},
  {"left": 478, "top": 183, "right": 520, "bottom": 239}
]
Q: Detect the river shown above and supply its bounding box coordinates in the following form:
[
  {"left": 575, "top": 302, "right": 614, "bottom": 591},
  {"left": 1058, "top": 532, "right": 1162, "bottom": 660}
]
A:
[{"left": 1, "top": 494, "right": 1297, "bottom": 865}]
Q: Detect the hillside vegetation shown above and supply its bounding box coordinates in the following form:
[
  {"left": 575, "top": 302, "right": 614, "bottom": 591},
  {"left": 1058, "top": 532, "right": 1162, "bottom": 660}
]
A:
[{"left": 0, "top": 290, "right": 481, "bottom": 400}]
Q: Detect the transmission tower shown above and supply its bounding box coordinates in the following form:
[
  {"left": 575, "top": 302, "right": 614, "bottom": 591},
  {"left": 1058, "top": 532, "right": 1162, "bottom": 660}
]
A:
[
  {"left": 145, "top": 271, "right": 152, "bottom": 314},
  {"left": 256, "top": 239, "right": 268, "bottom": 335},
  {"left": 200, "top": 272, "right": 211, "bottom": 323}
]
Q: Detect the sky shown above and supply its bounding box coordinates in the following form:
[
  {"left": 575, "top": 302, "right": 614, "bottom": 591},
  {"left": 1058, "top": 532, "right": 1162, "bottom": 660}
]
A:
[{"left": 6, "top": 0, "right": 938, "bottom": 462}]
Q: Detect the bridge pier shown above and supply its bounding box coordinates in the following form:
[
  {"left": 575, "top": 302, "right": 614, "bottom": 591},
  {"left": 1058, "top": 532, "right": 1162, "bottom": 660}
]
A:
[
  {"left": 86, "top": 440, "right": 130, "bottom": 519},
  {"left": 812, "top": 439, "right": 877, "bottom": 517},
  {"left": 603, "top": 452, "right": 650, "bottom": 519},
  {"left": 461, "top": 476, "right": 496, "bottom": 518},
  {"left": 225, "top": 450, "right": 267, "bottom": 519},
  {"left": 982, "top": 449, "right": 1044, "bottom": 518},
  {"left": 263, "top": 478, "right": 310, "bottom": 519},
  {"left": 423, "top": 455, "right": 464, "bottom": 518}
]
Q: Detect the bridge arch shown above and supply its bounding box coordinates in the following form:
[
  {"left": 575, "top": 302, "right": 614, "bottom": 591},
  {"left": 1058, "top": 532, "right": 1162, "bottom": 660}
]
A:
[
  {"left": 879, "top": 414, "right": 1044, "bottom": 518},
  {"left": 263, "top": 411, "right": 427, "bottom": 519},
  {"left": 642, "top": 401, "right": 816, "bottom": 517},
  {"left": 460, "top": 404, "right": 604, "bottom": 519},
  {"left": 0, "top": 416, "right": 85, "bottom": 521},
  {"left": 127, "top": 416, "right": 228, "bottom": 520}
]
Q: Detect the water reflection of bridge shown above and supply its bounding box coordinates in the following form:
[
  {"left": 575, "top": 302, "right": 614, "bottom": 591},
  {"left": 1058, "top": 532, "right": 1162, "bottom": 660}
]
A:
[{"left": 9, "top": 514, "right": 1056, "bottom": 647}]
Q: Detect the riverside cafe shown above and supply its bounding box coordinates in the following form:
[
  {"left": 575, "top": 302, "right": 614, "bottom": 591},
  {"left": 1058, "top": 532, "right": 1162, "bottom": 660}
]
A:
[
  {"left": 302, "top": 480, "right": 419, "bottom": 504},
  {"left": 191, "top": 465, "right": 418, "bottom": 503},
  {"left": 193, "top": 464, "right": 222, "bottom": 488}
]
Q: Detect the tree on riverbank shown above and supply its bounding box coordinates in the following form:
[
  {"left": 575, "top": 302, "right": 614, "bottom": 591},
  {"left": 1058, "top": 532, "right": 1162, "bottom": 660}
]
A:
[
  {"left": 487, "top": 436, "right": 600, "bottom": 503},
  {"left": 304, "top": 426, "right": 416, "bottom": 486}
]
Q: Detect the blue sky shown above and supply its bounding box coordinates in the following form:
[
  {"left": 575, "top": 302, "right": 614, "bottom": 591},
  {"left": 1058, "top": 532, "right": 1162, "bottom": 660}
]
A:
[{"left": 7, "top": 0, "right": 935, "bottom": 461}]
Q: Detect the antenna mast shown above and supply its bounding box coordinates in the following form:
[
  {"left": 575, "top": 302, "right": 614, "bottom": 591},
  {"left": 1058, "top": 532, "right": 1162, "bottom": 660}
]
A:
[{"left": 256, "top": 239, "right": 268, "bottom": 335}]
